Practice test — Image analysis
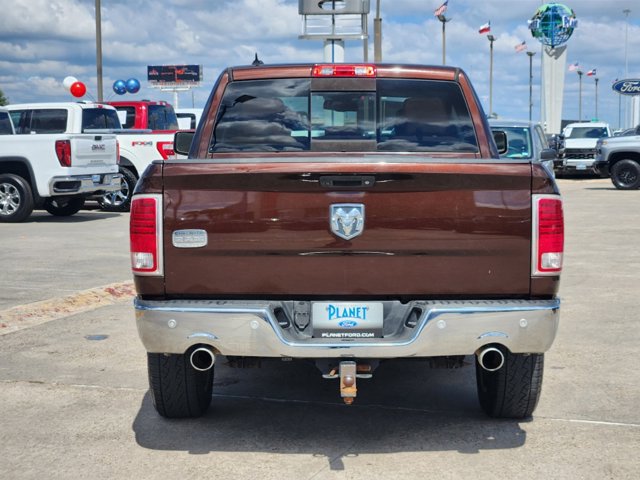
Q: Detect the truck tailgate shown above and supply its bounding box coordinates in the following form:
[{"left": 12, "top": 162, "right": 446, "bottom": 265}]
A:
[
  {"left": 69, "top": 134, "right": 118, "bottom": 170},
  {"left": 161, "top": 160, "right": 533, "bottom": 298}
]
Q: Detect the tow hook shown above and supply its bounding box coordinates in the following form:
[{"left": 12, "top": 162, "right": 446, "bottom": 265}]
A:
[
  {"left": 340, "top": 361, "right": 357, "bottom": 404},
  {"left": 319, "top": 361, "right": 375, "bottom": 404}
]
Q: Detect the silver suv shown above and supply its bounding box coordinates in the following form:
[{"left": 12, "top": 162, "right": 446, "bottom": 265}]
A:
[{"left": 489, "top": 119, "right": 558, "bottom": 178}]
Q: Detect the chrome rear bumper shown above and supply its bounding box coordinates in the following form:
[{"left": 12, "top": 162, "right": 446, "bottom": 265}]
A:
[
  {"left": 49, "top": 173, "right": 122, "bottom": 195},
  {"left": 135, "top": 298, "right": 560, "bottom": 358}
]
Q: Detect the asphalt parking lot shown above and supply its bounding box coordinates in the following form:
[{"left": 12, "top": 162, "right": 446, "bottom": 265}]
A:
[{"left": 0, "top": 178, "right": 639, "bottom": 480}]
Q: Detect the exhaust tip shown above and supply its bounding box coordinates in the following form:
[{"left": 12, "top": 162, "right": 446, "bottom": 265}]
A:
[
  {"left": 477, "top": 346, "right": 505, "bottom": 372},
  {"left": 189, "top": 347, "right": 216, "bottom": 371}
]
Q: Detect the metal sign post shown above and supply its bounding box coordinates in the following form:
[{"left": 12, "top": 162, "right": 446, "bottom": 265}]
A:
[{"left": 298, "top": 0, "right": 370, "bottom": 63}]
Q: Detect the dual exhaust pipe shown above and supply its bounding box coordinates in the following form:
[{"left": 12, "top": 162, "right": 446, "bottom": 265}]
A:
[
  {"left": 189, "top": 347, "right": 216, "bottom": 372},
  {"left": 476, "top": 346, "right": 505, "bottom": 372}
]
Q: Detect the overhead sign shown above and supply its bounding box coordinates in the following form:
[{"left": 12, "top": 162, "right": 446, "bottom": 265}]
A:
[
  {"left": 612, "top": 79, "right": 640, "bottom": 96},
  {"left": 147, "top": 65, "right": 202, "bottom": 86}
]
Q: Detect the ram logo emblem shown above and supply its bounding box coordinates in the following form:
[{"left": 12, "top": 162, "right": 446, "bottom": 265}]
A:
[{"left": 330, "top": 204, "right": 365, "bottom": 240}]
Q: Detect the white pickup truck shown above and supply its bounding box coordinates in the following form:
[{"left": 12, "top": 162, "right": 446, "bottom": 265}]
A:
[
  {"left": 559, "top": 121, "right": 611, "bottom": 174},
  {"left": 1, "top": 104, "right": 120, "bottom": 222}
]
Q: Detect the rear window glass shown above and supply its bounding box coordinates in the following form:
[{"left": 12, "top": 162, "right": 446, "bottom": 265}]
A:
[
  {"left": 0, "top": 112, "right": 13, "bottom": 135},
  {"left": 177, "top": 113, "right": 197, "bottom": 129},
  {"left": 210, "top": 78, "right": 478, "bottom": 153},
  {"left": 14, "top": 109, "right": 67, "bottom": 134},
  {"left": 116, "top": 106, "right": 136, "bottom": 128},
  {"left": 82, "top": 108, "right": 121, "bottom": 131},
  {"left": 148, "top": 105, "right": 179, "bottom": 130}
]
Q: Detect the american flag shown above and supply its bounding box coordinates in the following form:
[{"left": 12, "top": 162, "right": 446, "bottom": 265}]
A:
[
  {"left": 586, "top": 69, "right": 597, "bottom": 76},
  {"left": 568, "top": 62, "right": 580, "bottom": 72},
  {"left": 514, "top": 41, "right": 527, "bottom": 53},
  {"left": 434, "top": 1, "right": 448, "bottom": 17}
]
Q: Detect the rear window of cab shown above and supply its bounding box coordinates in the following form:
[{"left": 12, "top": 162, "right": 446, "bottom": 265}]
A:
[
  {"left": 0, "top": 111, "right": 13, "bottom": 134},
  {"left": 82, "top": 108, "right": 121, "bottom": 131},
  {"left": 209, "top": 78, "right": 478, "bottom": 153}
]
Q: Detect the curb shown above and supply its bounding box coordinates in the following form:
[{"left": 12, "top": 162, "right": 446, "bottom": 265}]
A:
[{"left": 0, "top": 281, "right": 135, "bottom": 335}]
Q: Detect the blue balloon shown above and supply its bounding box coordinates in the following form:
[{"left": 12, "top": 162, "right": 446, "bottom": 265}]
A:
[
  {"left": 112, "top": 80, "right": 126, "bottom": 95},
  {"left": 125, "top": 78, "right": 140, "bottom": 94}
]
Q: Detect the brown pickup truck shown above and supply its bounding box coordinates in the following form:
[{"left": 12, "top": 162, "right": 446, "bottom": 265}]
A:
[{"left": 130, "top": 63, "right": 564, "bottom": 420}]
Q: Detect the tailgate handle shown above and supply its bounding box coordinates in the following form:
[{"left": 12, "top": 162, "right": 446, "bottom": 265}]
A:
[{"left": 319, "top": 175, "right": 375, "bottom": 189}]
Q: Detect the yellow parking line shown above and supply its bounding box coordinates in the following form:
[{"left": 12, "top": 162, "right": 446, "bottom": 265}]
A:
[{"left": 0, "top": 281, "right": 135, "bottom": 335}]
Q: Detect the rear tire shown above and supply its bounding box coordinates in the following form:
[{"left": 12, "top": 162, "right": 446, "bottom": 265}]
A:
[
  {"left": 147, "top": 352, "right": 214, "bottom": 418},
  {"left": 44, "top": 197, "right": 85, "bottom": 216},
  {"left": 0, "top": 173, "right": 34, "bottom": 223},
  {"left": 98, "top": 167, "right": 136, "bottom": 212},
  {"left": 611, "top": 159, "right": 640, "bottom": 190},
  {"left": 476, "top": 347, "right": 544, "bottom": 419}
]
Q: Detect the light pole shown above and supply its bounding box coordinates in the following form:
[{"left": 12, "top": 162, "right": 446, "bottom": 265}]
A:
[
  {"left": 623, "top": 9, "right": 631, "bottom": 127},
  {"left": 437, "top": 14, "right": 451, "bottom": 65},
  {"left": 487, "top": 34, "right": 496, "bottom": 116},
  {"left": 595, "top": 77, "right": 599, "bottom": 120},
  {"left": 527, "top": 51, "right": 536, "bottom": 122},
  {"left": 577, "top": 69, "right": 583, "bottom": 120},
  {"left": 374, "top": 0, "right": 382, "bottom": 62},
  {"left": 95, "top": 0, "right": 103, "bottom": 101}
]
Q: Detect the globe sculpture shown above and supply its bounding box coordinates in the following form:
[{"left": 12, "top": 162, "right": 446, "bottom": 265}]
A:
[{"left": 528, "top": 3, "right": 577, "bottom": 48}]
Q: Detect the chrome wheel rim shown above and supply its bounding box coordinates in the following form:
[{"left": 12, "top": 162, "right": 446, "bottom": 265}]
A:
[
  {"left": 101, "top": 177, "right": 129, "bottom": 206},
  {"left": 0, "top": 182, "right": 21, "bottom": 216}
]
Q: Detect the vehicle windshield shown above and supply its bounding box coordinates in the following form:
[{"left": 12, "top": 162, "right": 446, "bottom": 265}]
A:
[
  {"left": 82, "top": 108, "right": 121, "bottom": 131},
  {"left": 492, "top": 126, "right": 532, "bottom": 159},
  {"left": 565, "top": 126, "right": 609, "bottom": 139},
  {"left": 210, "top": 78, "right": 479, "bottom": 153}
]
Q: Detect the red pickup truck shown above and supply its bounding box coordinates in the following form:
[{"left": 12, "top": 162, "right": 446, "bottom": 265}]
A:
[
  {"left": 98, "top": 100, "right": 178, "bottom": 211},
  {"left": 130, "top": 63, "right": 564, "bottom": 420}
]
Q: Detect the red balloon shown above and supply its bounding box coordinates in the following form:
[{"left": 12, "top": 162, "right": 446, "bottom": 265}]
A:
[{"left": 70, "top": 81, "right": 87, "bottom": 98}]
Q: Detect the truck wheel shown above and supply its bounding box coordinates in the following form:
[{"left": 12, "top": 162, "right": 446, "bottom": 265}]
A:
[
  {"left": 0, "top": 174, "right": 34, "bottom": 223},
  {"left": 610, "top": 159, "right": 640, "bottom": 190},
  {"left": 98, "top": 167, "right": 136, "bottom": 212},
  {"left": 44, "top": 197, "right": 85, "bottom": 217},
  {"left": 475, "top": 348, "right": 544, "bottom": 419},
  {"left": 147, "top": 352, "right": 213, "bottom": 418}
]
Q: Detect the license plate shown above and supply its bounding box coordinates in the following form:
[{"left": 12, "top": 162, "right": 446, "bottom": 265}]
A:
[
  {"left": 92, "top": 174, "right": 102, "bottom": 184},
  {"left": 312, "top": 302, "right": 383, "bottom": 339},
  {"left": 576, "top": 164, "right": 587, "bottom": 170}
]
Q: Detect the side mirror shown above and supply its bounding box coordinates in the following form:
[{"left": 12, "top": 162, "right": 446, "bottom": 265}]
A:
[
  {"left": 492, "top": 130, "right": 508, "bottom": 155},
  {"left": 174, "top": 131, "right": 195, "bottom": 157},
  {"left": 540, "top": 148, "right": 557, "bottom": 161}
]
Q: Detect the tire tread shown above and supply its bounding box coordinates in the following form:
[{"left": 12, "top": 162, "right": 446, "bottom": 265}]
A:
[
  {"left": 147, "top": 352, "right": 213, "bottom": 418},
  {"left": 476, "top": 349, "right": 544, "bottom": 419}
]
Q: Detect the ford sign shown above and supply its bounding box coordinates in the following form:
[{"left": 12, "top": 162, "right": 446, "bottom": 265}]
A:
[
  {"left": 612, "top": 79, "right": 640, "bottom": 96},
  {"left": 338, "top": 320, "right": 358, "bottom": 328}
]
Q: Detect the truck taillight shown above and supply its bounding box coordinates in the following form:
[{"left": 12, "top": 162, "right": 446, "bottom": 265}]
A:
[
  {"left": 532, "top": 195, "right": 564, "bottom": 276},
  {"left": 116, "top": 140, "right": 120, "bottom": 165},
  {"left": 157, "top": 141, "right": 175, "bottom": 160},
  {"left": 130, "top": 194, "right": 163, "bottom": 276},
  {"left": 312, "top": 64, "right": 376, "bottom": 77},
  {"left": 55, "top": 140, "right": 72, "bottom": 167}
]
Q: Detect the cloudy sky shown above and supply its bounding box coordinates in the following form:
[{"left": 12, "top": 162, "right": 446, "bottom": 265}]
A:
[{"left": 0, "top": 0, "right": 638, "bottom": 130}]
